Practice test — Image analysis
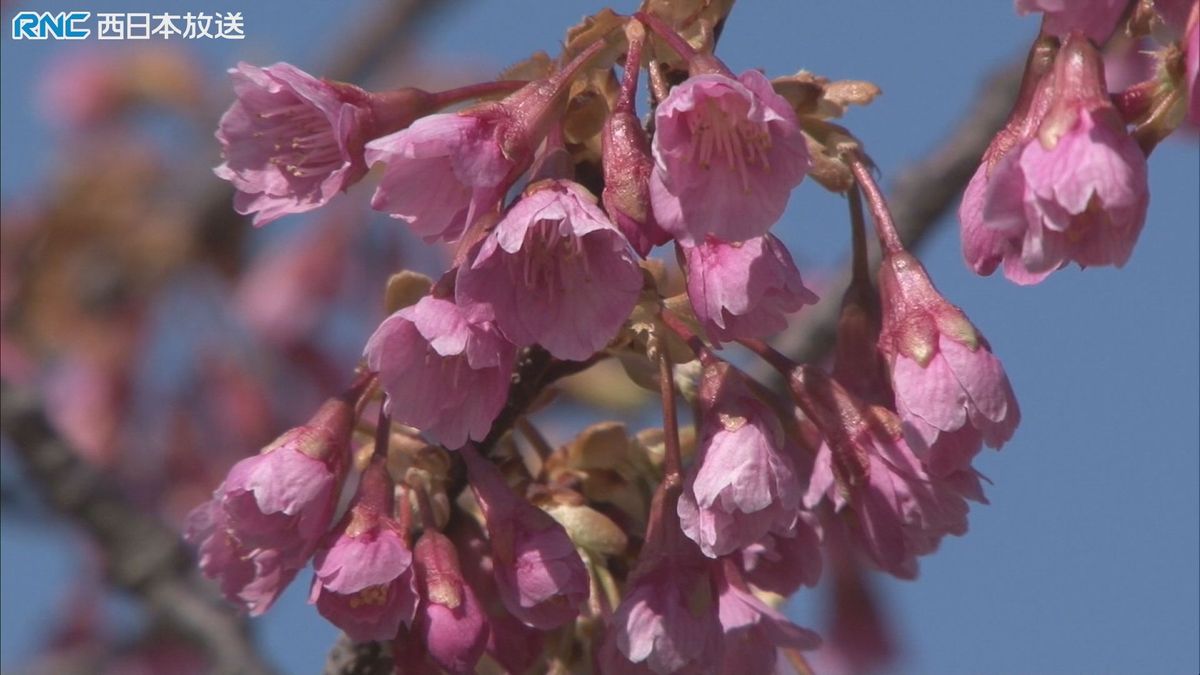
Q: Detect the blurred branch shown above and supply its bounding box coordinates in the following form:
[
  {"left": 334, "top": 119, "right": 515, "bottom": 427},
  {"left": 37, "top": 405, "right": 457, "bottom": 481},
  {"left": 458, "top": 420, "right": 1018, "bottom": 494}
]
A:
[
  {"left": 764, "top": 57, "right": 1023, "bottom": 383},
  {"left": 323, "top": 633, "right": 394, "bottom": 675},
  {"left": 0, "top": 379, "right": 278, "bottom": 675}
]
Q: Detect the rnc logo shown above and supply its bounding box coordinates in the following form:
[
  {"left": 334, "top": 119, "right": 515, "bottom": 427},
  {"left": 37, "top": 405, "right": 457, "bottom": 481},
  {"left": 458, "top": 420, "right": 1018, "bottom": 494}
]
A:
[{"left": 11, "top": 11, "right": 92, "bottom": 40}]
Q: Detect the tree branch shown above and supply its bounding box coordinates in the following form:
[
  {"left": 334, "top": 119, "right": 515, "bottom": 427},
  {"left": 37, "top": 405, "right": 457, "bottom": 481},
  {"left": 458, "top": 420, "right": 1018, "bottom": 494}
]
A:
[{"left": 0, "top": 379, "right": 278, "bottom": 675}]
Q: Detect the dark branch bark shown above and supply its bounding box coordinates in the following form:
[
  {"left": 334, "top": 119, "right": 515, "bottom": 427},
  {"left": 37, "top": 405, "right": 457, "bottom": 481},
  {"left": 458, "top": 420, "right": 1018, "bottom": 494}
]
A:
[
  {"left": 764, "top": 58, "right": 1024, "bottom": 380},
  {"left": 0, "top": 379, "right": 278, "bottom": 675}
]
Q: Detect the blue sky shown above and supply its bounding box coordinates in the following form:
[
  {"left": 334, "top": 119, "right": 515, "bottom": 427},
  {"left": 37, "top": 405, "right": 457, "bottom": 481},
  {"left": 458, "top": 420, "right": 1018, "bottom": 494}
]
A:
[{"left": 2, "top": 2, "right": 1198, "bottom": 674}]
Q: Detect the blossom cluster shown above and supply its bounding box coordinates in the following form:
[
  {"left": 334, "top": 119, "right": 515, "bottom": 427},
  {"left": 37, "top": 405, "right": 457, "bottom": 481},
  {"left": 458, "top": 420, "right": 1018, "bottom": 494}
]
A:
[{"left": 185, "top": 1, "right": 1195, "bottom": 673}]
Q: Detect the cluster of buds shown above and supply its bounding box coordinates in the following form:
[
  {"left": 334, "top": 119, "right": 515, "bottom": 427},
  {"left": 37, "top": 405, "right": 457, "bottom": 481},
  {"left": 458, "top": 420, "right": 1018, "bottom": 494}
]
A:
[{"left": 186, "top": 2, "right": 1191, "bottom": 673}]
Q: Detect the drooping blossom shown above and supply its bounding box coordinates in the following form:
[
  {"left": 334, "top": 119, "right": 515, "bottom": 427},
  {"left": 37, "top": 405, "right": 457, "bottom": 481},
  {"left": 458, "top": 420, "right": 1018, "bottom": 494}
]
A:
[
  {"left": 961, "top": 35, "right": 1059, "bottom": 281},
  {"left": 980, "top": 33, "right": 1150, "bottom": 281},
  {"left": 447, "top": 517, "right": 545, "bottom": 675},
  {"left": 650, "top": 70, "right": 810, "bottom": 244},
  {"left": 365, "top": 111, "right": 516, "bottom": 242},
  {"left": 184, "top": 500, "right": 299, "bottom": 616},
  {"left": 214, "top": 62, "right": 433, "bottom": 225},
  {"left": 715, "top": 560, "right": 820, "bottom": 675},
  {"left": 678, "top": 357, "right": 802, "bottom": 557},
  {"left": 364, "top": 296, "right": 515, "bottom": 449},
  {"left": 183, "top": 390, "right": 360, "bottom": 614},
  {"left": 607, "top": 484, "right": 723, "bottom": 674},
  {"left": 791, "top": 367, "right": 975, "bottom": 579},
  {"left": 412, "top": 529, "right": 490, "bottom": 675},
  {"left": 366, "top": 42, "right": 604, "bottom": 242},
  {"left": 683, "top": 234, "right": 817, "bottom": 344},
  {"left": 309, "top": 458, "right": 418, "bottom": 642},
  {"left": 878, "top": 251, "right": 1020, "bottom": 476},
  {"left": 811, "top": 529, "right": 898, "bottom": 675},
  {"left": 737, "top": 513, "right": 823, "bottom": 597},
  {"left": 455, "top": 180, "right": 642, "bottom": 361},
  {"left": 1014, "top": 0, "right": 1128, "bottom": 43},
  {"left": 460, "top": 444, "right": 589, "bottom": 629}
]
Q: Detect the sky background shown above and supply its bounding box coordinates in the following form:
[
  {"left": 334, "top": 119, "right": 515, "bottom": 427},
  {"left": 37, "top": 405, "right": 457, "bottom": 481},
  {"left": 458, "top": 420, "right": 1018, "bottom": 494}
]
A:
[{"left": 2, "top": 2, "right": 1198, "bottom": 674}]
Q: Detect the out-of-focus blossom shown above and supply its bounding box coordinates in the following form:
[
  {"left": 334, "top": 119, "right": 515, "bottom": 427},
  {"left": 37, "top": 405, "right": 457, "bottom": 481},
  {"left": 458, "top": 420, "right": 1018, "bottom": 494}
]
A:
[{"left": 460, "top": 444, "right": 589, "bottom": 629}]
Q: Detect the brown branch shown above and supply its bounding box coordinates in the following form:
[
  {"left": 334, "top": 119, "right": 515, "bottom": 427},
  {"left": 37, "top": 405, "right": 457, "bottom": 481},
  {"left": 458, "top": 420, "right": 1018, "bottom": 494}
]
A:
[
  {"left": 0, "top": 379, "right": 278, "bottom": 675},
  {"left": 764, "top": 57, "right": 1024, "bottom": 380}
]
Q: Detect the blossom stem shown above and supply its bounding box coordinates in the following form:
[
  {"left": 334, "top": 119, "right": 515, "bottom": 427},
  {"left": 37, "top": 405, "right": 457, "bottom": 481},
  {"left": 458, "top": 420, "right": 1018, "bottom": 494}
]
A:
[
  {"left": 372, "top": 406, "right": 391, "bottom": 460},
  {"left": 428, "top": 80, "right": 529, "bottom": 109},
  {"left": 846, "top": 151, "right": 905, "bottom": 254},
  {"left": 396, "top": 484, "right": 413, "bottom": 545},
  {"left": 342, "top": 369, "right": 377, "bottom": 408},
  {"left": 635, "top": 10, "right": 727, "bottom": 76},
  {"left": 659, "top": 308, "right": 713, "bottom": 365},
  {"left": 737, "top": 336, "right": 798, "bottom": 378},
  {"left": 616, "top": 19, "right": 647, "bottom": 114},
  {"left": 847, "top": 182, "right": 871, "bottom": 288},
  {"left": 636, "top": 11, "right": 699, "bottom": 62},
  {"left": 655, "top": 333, "right": 684, "bottom": 486},
  {"left": 515, "top": 417, "right": 554, "bottom": 470},
  {"left": 413, "top": 481, "right": 438, "bottom": 533}
]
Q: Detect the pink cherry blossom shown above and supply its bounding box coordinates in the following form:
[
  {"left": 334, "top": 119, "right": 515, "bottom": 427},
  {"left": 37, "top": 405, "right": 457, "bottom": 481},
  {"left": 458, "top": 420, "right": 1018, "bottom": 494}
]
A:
[
  {"left": 982, "top": 34, "right": 1150, "bottom": 280},
  {"left": 678, "top": 359, "right": 802, "bottom": 557},
  {"left": 455, "top": 180, "right": 642, "bottom": 361},
  {"left": 364, "top": 296, "right": 515, "bottom": 449},
  {"left": 412, "top": 529, "right": 489, "bottom": 675},
  {"left": 184, "top": 500, "right": 299, "bottom": 616},
  {"left": 1014, "top": 0, "right": 1127, "bottom": 43},
  {"left": 737, "top": 513, "right": 823, "bottom": 596},
  {"left": 609, "top": 561, "right": 722, "bottom": 674},
  {"left": 309, "top": 460, "right": 417, "bottom": 642},
  {"left": 650, "top": 70, "right": 810, "bottom": 244},
  {"left": 608, "top": 482, "right": 723, "bottom": 674},
  {"left": 365, "top": 111, "right": 515, "bottom": 242},
  {"left": 683, "top": 235, "right": 817, "bottom": 344},
  {"left": 215, "top": 62, "right": 396, "bottom": 226},
  {"left": 715, "top": 560, "right": 820, "bottom": 675},
  {"left": 366, "top": 45, "right": 605, "bottom": 243},
  {"left": 183, "top": 393, "right": 358, "bottom": 615},
  {"left": 793, "top": 369, "right": 973, "bottom": 579},
  {"left": 460, "top": 444, "right": 589, "bottom": 629},
  {"left": 878, "top": 251, "right": 1020, "bottom": 476},
  {"left": 218, "top": 441, "right": 339, "bottom": 559},
  {"left": 960, "top": 34, "right": 1058, "bottom": 283}
]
